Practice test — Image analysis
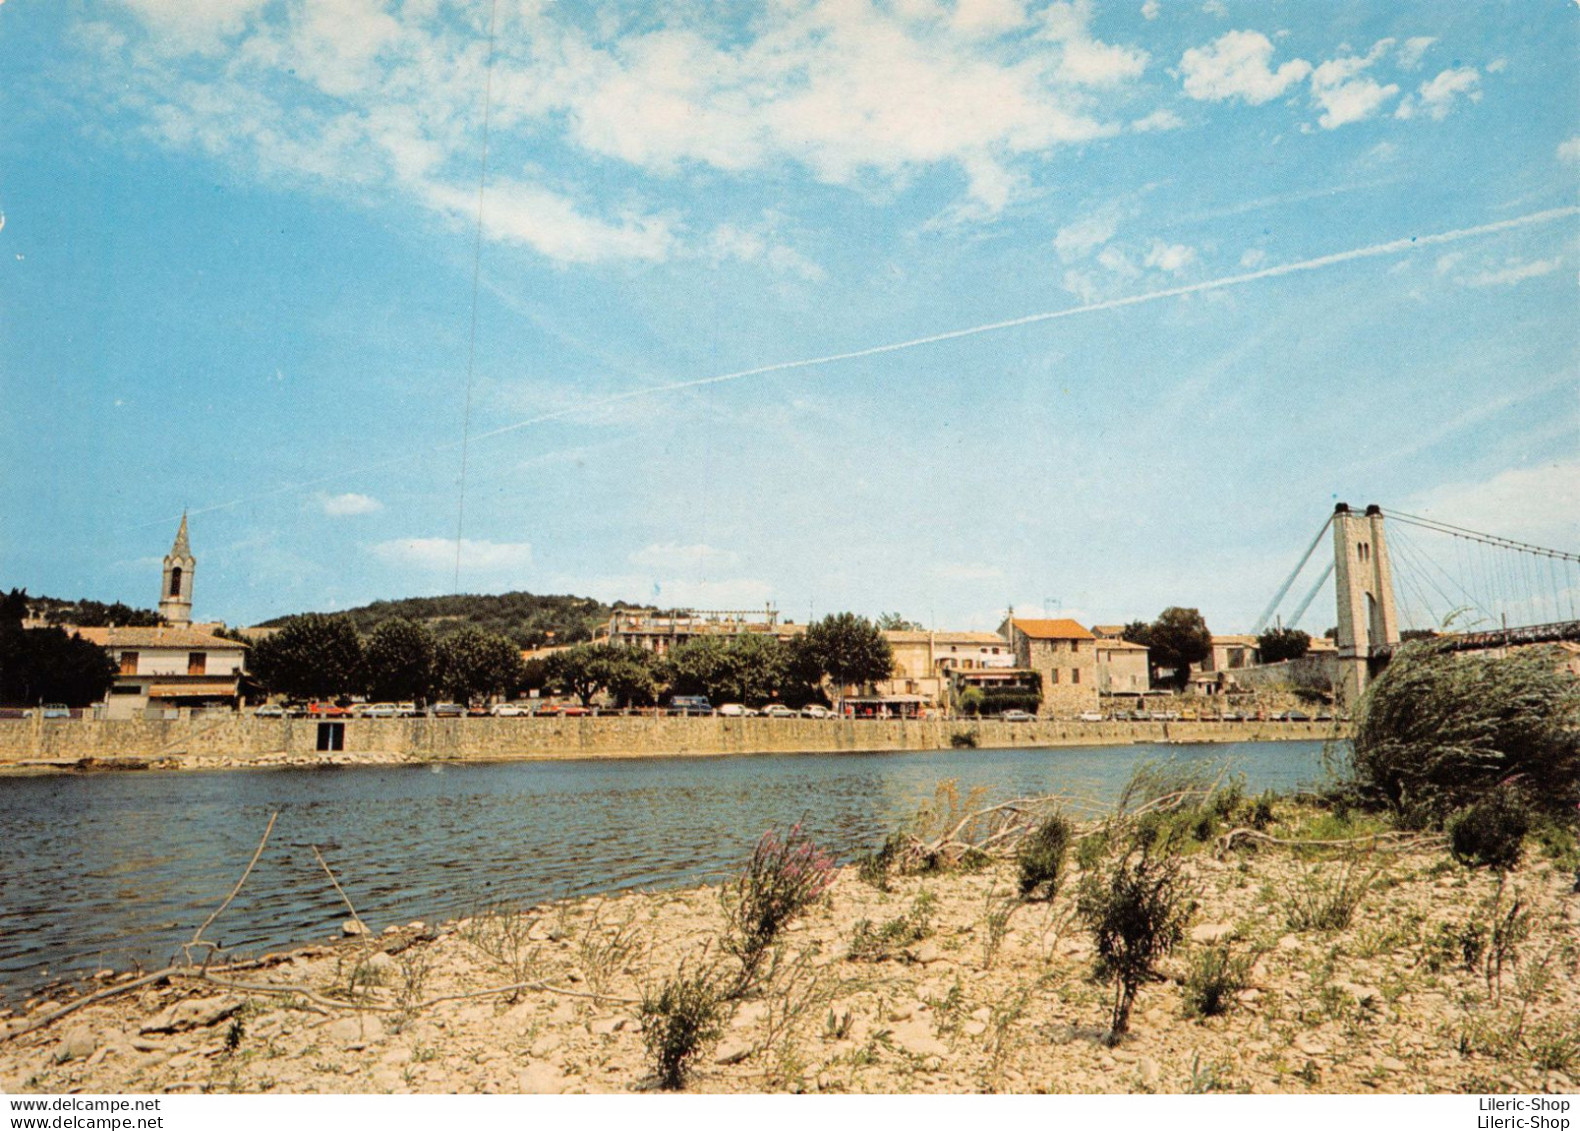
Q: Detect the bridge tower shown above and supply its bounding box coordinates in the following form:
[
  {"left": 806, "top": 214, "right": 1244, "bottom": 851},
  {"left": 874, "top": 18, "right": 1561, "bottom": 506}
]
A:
[{"left": 1332, "top": 503, "right": 1399, "bottom": 703}]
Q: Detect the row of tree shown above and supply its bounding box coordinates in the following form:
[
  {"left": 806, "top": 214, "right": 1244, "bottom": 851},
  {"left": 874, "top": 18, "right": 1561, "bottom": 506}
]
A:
[
  {"left": 0, "top": 589, "right": 118, "bottom": 706},
  {"left": 247, "top": 611, "right": 898, "bottom": 708}
]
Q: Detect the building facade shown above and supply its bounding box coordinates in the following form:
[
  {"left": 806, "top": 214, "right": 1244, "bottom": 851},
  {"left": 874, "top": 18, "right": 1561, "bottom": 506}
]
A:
[
  {"left": 1000, "top": 618, "right": 1099, "bottom": 717},
  {"left": 78, "top": 625, "right": 246, "bottom": 719}
]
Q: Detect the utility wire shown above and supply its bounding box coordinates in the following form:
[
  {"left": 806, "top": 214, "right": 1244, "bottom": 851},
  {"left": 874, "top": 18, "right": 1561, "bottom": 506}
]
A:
[{"left": 452, "top": 0, "right": 501, "bottom": 595}]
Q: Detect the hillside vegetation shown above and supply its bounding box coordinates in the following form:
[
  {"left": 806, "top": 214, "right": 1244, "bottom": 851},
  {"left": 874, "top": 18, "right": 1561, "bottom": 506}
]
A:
[{"left": 257, "top": 591, "right": 624, "bottom": 648}]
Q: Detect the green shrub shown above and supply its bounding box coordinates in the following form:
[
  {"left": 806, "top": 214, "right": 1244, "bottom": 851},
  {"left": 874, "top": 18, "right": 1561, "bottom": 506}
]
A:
[
  {"left": 721, "top": 825, "right": 836, "bottom": 992},
  {"left": 847, "top": 891, "right": 936, "bottom": 961},
  {"left": 1182, "top": 942, "right": 1253, "bottom": 1019},
  {"left": 1284, "top": 855, "right": 1377, "bottom": 932},
  {"left": 856, "top": 830, "right": 905, "bottom": 890},
  {"left": 1447, "top": 789, "right": 1530, "bottom": 871},
  {"left": 640, "top": 965, "right": 729, "bottom": 1089},
  {"left": 1076, "top": 846, "right": 1193, "bottom": 1040},
  {"left": 1347, "top": 642, "right": 1580, "bottom": 820},
  {"left": 1075, "top": 828, "right": 1111, "bottom": 871},
  {"left": 1249, "top": 792, "right": 1276, "bottom": 830},
  {"left": 1017, "top": 813, "right": 1073, "bottom": 901},
  {"left": 949, "top": 729, "right": 979, "bottom": 749}
]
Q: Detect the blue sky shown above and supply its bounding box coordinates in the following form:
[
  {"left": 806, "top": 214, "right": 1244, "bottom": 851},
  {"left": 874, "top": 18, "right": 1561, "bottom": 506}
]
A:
[{"left": 0, "top": 0, "right": 1575, "bottom": 634}]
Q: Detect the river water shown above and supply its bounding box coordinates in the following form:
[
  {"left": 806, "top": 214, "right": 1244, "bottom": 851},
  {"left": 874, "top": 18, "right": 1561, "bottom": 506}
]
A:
[{"left": 0, "top": 741, "right": 1336, "bottom": 1002}]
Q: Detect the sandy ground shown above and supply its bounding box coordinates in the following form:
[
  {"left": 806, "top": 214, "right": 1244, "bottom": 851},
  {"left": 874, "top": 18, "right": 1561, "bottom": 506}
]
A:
[{"left": 3, "top": 803, "right": 1576, "bottom": 1095}]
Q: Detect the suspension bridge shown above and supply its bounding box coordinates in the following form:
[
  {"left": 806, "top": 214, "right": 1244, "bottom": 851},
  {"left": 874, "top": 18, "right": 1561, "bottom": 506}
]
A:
[{"left": 1255, "top": 502, "right": 1580, "bottom": 702}]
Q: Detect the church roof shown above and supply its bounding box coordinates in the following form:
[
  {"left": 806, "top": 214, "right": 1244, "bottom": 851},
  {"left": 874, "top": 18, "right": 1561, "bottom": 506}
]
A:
[
  {"left": 168, "top": 512, "right": 192, "bottom": 560},
  {"left": 73, "top": 626, "right": 243, "bottom": 651}
]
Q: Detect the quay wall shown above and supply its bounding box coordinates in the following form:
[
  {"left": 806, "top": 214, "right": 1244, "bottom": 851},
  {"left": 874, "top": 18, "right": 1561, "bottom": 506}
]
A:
[{"left": 0, "top": 715, "right": 1347, "bottom": 772}]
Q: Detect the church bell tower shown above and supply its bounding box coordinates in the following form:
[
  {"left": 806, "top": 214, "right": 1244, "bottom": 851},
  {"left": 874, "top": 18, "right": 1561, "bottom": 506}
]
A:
[{"left": 159, "top": 513, "right": 195, "bottom": 627}]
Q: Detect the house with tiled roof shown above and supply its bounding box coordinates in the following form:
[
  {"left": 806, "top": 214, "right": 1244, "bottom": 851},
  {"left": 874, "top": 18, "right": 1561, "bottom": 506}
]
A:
[
  {"left": 998, "top": 617, "right": 1099, "bottom": 717},
  {"left": 74, "top": 625, "right": 246, "bottom": 719}
]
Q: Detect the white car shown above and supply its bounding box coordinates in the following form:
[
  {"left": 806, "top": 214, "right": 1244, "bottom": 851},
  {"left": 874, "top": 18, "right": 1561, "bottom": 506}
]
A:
[
  {"left": 799, "top": 704, "right": 833, "bottom": 719},
  {"left": 1077, "top": 711, "right": 1105, "bottom": 722},
  {"left": 759, "top": 704, "right": 796, "bottom": 718},
  {"left": 999, "top": 709, "right": 1035, "bottom": 722},
  {"left": 365, "top": 702, "right": 402, "bottom": 718},
  {"left": 716, "top": 703, "right": 750, "bottom": 717},
  {"left": 490, "top": 702, "right": 529, "bottom": 717}
]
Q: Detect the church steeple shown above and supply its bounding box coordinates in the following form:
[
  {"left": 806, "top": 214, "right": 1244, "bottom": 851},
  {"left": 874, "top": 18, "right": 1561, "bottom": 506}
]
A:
[{"left": 159, "top": 512, "right": 195, "bottom": 626}]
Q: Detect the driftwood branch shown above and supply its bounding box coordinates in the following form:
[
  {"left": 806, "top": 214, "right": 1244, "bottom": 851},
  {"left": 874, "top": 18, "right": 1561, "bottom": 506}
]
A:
[
  {"left": 1216, "top": 827, "right": 1447, "bottom": 855},
  {"left": 185, "top": 811, "right": 278, "bottom": 964}
]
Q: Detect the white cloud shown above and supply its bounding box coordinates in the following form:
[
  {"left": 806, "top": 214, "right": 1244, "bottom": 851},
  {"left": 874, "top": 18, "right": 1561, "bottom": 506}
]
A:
[
  {"left": 1130, "top": 108, "right": 1184, "bottom": 132},
  {"left": 705, "top": 224, "right": 824, "bottom": 281},
  {"left": 1053, "top": 213, "right": 1117, "bottom": 261},
  {"left": 1096, "top": 245, "right": 1138, "bottom": 277},
  {"left": 1201, "top": 0, "right": 1228, "bottom": 16},
  {"left": 1179, "top": 31, "right": 1312, "bottom": 105},
  {"left": 87, "top": 2, "right": 1155, "bottom": 256},
  {"left": 1143, "top": 239, "right": 1196, "bottom": 272},
  {"left": 371, "top": 537, "right": 534, "bottom": 574},
  {"left": 1462, "top": 258, "right": 1562, "bottom": 288},
  {"left": 629, "top": 542, "right": 741, "bottom": 573},
  {"left": 1560, "top": 137, "right": 1580, "bottom": 164},
  {"left": 1405, "top": 462, "right": 1580, "bottom": 551},
  {"left": 1239, "top": 248, "right": 1266, "bottom": 268},
  {"left": 1434, "top": 252, "right": 1463, "bottom": 275},
  {"left": 1486, "top": 57, "right": 1508, "bottom": 74},
  {"left": 1407, "top": 67, "right": 1481, "bottom": 121},
  {"left": 318, "top": 492, "right": 383, "bottom": 517},
  {"left": 1309, "top": 41, "right": 1399, "bottom": 129},
  {"left": 1396, "top": 36, "right": 1436, "bottom": 69},
  {"left": 421, "top": 179, "right": 674, "bottom": 265},
  {"left": 1141, "top": 0, "right": 1160, "bottom": 19}
]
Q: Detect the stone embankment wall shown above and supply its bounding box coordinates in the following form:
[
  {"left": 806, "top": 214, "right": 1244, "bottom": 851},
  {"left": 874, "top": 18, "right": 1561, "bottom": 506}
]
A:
[{"left": 0, "top": 715, "right": 1347, "bottom": 771}]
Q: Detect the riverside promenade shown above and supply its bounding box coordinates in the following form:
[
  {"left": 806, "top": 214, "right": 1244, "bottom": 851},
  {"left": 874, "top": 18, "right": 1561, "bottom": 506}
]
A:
[{"left": 0, "top": 715, "right": 1345, "bottom": 773}]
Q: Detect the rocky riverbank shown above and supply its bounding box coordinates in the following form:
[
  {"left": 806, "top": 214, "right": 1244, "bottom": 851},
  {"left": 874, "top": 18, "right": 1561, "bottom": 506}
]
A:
[{"left": 2, "top": 800, "right": 1575, "bottom": 1095}]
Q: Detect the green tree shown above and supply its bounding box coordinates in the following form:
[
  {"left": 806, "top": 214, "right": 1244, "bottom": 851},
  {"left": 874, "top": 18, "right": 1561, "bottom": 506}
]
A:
[
  {"left": 664, "top": 634, "right": 789, "bottom": 706},
  {"left": 434, "top": 627, "right": 524, "bottom": 704},
  {"left": 1256, "top": 626, "right": 1310, "bottom": 664},
  {"left": 549, "top": 643, "right": 663, "bottom": 708},
  {"left": 874, "top": 612, "right": 923, "bottom": 631},
  {"left": 0, "top": 617, "right": 117, "bottom": 707},
  {"left": 247, "top": 614, "right": 364, "bottom": 701},
  {"left": 801, "top": 613, "right": 894, "bottom": 692},
  {"left": 363, "top": 618, "right": 436, "bottom": 703},
  {"left": 543, "top": 643, "right": 609, "bottom": 706},
  {"left": 1134, "top": 607, "right": 1211, "bottom": 690}
]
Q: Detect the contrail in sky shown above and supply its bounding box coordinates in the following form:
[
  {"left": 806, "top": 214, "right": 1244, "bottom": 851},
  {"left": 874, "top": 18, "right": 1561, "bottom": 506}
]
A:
[{"left": 122, "top": 204, "right": 1578, "bottom": 533}]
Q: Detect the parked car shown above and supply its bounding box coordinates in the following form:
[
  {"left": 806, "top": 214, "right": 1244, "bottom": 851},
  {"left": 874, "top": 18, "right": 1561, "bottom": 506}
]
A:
[
  {"left": 759, "top": 704, "right": 796, "bottom": 718},
  {"left": 253, "top": 703, "right": 286, "bottom": 718},
  {"left": 431, "top": 702, "right": 465, "bottom": 718},
  {"left": 999, "top": 709, "right": 1035, "bottom": 722},
  {"left": 668, "top": 696, "right": 713, "bottom": 717},
  {"left": 1077, "top": 711, "right": 1105, "bottom": 722},
  {"left": 490, "top": 702, "right": 529, "bottom": 717},
  {"left": 716, "top": 703, "right": 750, "bottom": 717},
  {"left": 306, "top": 701, "right": 350, "bottom": 718},
  {"left": 41, "top": 704, "right": 72, "bottom": 719},
  {"left": 799, "top": 704, "right": 833, "bottom": 719},
  {"left": 365, "top": 702, "right": 401, "bottom": 718},
  {"left": 396, "top": 702, "right": 419, "bottom": 717},
  {"left": 1277, "top": 710, "right": 1312, "bottom": 722}
]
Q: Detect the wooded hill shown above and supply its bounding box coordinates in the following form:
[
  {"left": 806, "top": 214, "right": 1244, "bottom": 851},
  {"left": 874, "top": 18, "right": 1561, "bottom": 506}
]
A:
[{"left": 257, "top": 591, "right": 626, "bottom": 648}]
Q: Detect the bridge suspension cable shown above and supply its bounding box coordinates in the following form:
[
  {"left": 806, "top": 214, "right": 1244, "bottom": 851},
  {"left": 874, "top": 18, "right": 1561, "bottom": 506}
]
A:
[
  {"left": 1252, "top": 515, "right": 1333, "bottom": 634},
  {"left": 1382, "top": 506, "right": 1579, "bottom": 632}
]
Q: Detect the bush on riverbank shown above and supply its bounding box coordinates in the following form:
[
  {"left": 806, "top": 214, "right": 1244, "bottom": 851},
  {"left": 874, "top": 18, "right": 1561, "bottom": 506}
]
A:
[{"left": 1346, "top": 641, "right": 1580, "bottom": 823}]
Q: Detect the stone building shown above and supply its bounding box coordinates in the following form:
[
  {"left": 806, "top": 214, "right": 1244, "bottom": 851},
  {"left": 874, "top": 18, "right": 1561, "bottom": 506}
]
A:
[
  {"left": 999, "top": 618, "right": 1099, "bottom": 717},
  {"left": 1097, "top": 637, "right": 1150, "bottom": 694},
  {"left": 593, "top": 606, "right": 802, "bottom": 656}
]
